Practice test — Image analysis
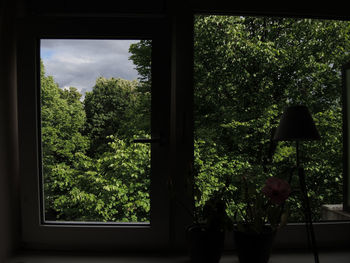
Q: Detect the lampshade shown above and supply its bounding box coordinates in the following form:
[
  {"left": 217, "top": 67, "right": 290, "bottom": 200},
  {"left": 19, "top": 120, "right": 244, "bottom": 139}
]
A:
[{"left": 273, "top": 105, "right": 320, "bottom": 141}]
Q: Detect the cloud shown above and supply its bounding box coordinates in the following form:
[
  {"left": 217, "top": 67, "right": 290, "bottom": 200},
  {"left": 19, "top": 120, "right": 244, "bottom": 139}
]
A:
[{"left": 40, "top": 39, "right": 140, "bottom": 95}]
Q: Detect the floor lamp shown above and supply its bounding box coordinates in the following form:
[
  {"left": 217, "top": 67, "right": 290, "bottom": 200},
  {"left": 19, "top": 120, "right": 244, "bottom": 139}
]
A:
[{"left": 273, "top": 105, "right": 321, "bottom": 263}]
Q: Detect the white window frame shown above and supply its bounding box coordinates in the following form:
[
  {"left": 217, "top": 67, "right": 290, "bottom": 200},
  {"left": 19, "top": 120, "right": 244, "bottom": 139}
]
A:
[{"left": 17, "top": 17, "right": 172, "bottom": 251}]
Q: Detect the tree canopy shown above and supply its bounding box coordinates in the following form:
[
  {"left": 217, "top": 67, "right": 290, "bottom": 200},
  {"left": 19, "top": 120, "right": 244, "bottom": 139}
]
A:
[
  {"left": 192, "top": 16, "right": 350, "bottom": 221},
  {"left": 41, "top": 63, "right": 150, "bottom": 222},
  {"left": 40, "top": 15, "right": 350, "bottom": 223}
]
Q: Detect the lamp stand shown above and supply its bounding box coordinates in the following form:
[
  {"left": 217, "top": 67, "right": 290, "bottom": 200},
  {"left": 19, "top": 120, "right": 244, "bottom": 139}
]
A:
[{"left": 296, "top": 141, "right": 320, "bottom": 263}]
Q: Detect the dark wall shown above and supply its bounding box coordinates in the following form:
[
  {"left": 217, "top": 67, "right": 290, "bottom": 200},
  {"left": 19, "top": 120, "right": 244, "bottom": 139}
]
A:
[
  {"left": 23, "top": 1, "right": 350, "bottom": 19},
  {"left": 0, "top": 1, "right": 20, "bottom": 262},
  {"left": 27, "top": 0, "right": 167, "bottom": 16},
  {"left": 0, "top": 0, "right": 349, "bottom": 260}
]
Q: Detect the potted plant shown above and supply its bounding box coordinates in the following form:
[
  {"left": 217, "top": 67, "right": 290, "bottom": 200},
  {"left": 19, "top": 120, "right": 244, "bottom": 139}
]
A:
[
  {"left": 187, "top": 187, "right": 231, "bottom": 263},
  {"left": 169, "top": 161, "right": 231, "bottom": 263},
  {"left": 177, "top": 159, "right": 231, "bottom": 263},
  {"left": 232, "top": 175, "right": 291, "bottom": 263}
]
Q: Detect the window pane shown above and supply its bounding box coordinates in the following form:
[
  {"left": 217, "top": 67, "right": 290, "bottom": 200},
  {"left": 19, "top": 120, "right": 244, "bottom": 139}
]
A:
[
  {"left": 193, "top": 15, "right": 350, "bottom": 222},
  {"left": 40, "top": 39, "right": 152, "bottom": 223}
]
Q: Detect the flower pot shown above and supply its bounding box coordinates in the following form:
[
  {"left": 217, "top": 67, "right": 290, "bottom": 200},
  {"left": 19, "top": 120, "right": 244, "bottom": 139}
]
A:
[
  {"left": 187, "top": 224, "right": 225, "bottom": 263},
  {"left": 233, "top": 227, "right": 276, "bottom": 263}
]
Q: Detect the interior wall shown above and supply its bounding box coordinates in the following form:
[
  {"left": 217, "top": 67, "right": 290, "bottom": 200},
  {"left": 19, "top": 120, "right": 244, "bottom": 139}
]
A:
[{"left": 0, "top": 1, "right": 20, "bottom": 262}]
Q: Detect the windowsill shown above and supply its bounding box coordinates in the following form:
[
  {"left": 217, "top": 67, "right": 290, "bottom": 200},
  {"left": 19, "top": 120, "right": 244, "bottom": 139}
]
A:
[
  {"left": 321, "top": 204, "right": 350, "bottom": 221},
  {"left": 9, "top": 250, "right": 350, "bottom": 263}
]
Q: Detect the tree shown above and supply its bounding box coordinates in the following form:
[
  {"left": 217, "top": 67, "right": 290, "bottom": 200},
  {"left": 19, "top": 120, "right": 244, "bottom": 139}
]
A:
[
  {"left": 129, "top": 40, "right": 152, "bottom": 134},
  {"left": 41, "top": 17, "right": 350, "bottom": 223},
  {"left": 129, "top": 40, "right": 152, "bottom": 93},
  {"left": 40, "top": 61, "right": 89, "bottom": 220},
  {"left": 41, "top": 62, "right": 151, "bottom": 222},
  {"left": 129, "top": 16, "right": 350, "bottom": 221},
  {"left": 49, "top": 136, "right": 151, "bottom": 222},
  {"left": 84, "top": 77, "right": 142, "bottom": 157},
  {"left": 193, "top": 15, "right": 350, "bottom": 221}
]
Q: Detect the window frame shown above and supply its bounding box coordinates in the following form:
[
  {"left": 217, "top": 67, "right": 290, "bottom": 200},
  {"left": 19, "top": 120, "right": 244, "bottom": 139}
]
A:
[
  {"left": 17, "top": 17, "right": 172, "bottom": 251},
  {"left": 342, "top": 62, "right": 350, "bottom": 212}
]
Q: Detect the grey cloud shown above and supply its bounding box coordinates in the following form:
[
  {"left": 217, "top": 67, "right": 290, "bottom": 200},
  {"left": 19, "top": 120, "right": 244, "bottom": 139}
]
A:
[{"left": 41, "top": 39, "right": 140, "bottom": 94}]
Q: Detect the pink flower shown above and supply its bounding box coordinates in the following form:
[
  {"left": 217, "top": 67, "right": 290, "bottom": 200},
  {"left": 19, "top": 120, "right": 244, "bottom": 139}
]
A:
[{"left": 262, "top": 177, "right": 291, "bottom": 205}]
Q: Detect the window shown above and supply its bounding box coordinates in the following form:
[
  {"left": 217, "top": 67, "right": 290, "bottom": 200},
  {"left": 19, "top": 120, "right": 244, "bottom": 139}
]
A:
[
  {"left": 193, "top": 14, "right": 350, "bottom": 248},
  {"left": 17, "top": 17, "right": 171, "bottom": 250},
  {"left": 40, "top": 39, "right": 152, "bottom": 224},
  {"left": 16, "top": 11, "right": 350, "bottom": 252},
  {"left": 193, "top": 14, "right": 350, "bottom": 221}
]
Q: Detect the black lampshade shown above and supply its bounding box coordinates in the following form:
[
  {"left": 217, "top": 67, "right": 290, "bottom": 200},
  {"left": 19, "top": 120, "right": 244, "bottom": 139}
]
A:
[{"left": 273, "top": 105, "right": 320, "bottom": 141}]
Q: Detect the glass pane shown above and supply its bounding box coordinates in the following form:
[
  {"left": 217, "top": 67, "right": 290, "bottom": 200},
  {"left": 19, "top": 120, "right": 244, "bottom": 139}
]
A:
[
  {"left": 40, "top": 39, "right": 152, "bottom": 223},
  {"left": 193, "top": 15, "right": 350, "bottom": 223}
]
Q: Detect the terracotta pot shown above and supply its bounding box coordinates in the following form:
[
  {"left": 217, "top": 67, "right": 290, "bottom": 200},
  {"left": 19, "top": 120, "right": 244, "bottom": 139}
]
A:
[
  {"left": 187, "top": 224, "right": 225, "bottom": 263},
  {"left": 233, "top": 227, "right": 276, "bottom": 263}
]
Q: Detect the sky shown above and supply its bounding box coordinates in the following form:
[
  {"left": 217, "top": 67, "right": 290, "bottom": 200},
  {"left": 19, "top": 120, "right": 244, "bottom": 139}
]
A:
[{"left": 40, "top": 39, "right": 140, "bottom": 95}]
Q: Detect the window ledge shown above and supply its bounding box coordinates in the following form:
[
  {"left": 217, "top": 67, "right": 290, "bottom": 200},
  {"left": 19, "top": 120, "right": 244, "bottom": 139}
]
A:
[
  {"left": 9, "top": 250, "right": 350, "bottom": 263},
  {"left": 321, "top": 204, "right": 350, "bottom": 221}
]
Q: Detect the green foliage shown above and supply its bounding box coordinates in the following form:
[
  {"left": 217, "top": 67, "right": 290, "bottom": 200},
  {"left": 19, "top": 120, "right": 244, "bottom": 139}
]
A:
[
  {"left": 40, "top": 65, "right": 90, "bottom": 220},
  {"left": 40, "top": 16, "right": 350, "bottom": 224},
  {"left": 46, "top": 136, "right": 150, "bottom": 222},
  {"left": 193, "top": 15, "right": 350, "bottom": 222},
  {"left": 41, "top": 63, "right": 151, "bottom": 222},
  {"left": 84, "top": 77, "right": 142, "bottom": 156},
  {"left": 129, "top": 40, "right": 152, "bottom": 91},
  {"left": 128, "top": 40, "right": 152, "bottom": 134}
]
